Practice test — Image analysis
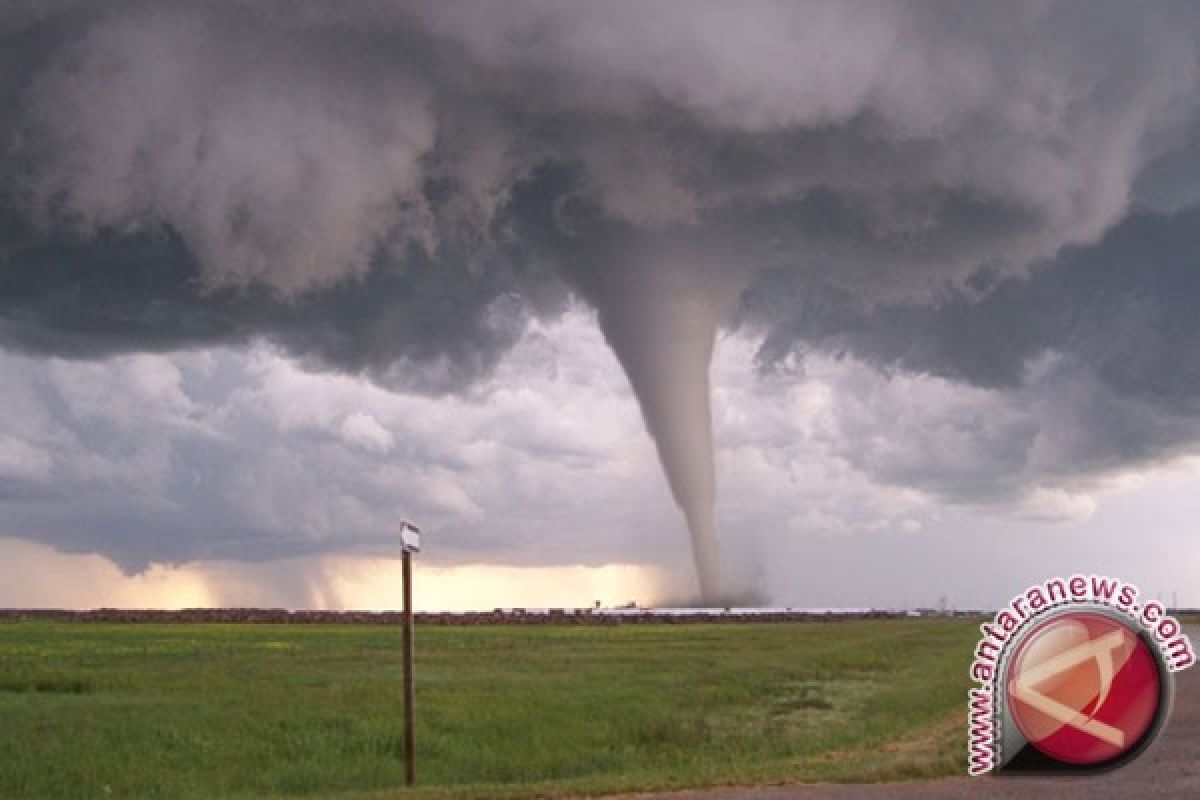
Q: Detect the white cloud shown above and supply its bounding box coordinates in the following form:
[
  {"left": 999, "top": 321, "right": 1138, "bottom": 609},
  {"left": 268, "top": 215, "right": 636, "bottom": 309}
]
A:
[
  {"left": 0, "top": 434, "right": 52, "bottom": 482},
  {"left": 1015, "top": 487, "right": 1098, "bottom": 523},
  {"left": 0, "top": 308, "right": 1197, "bottom": 607},
  {"left": 0, "top": 308, "right": 673, "bottom": 571},
  {"left": 339, "top": 412, "right": 394, "bottom": 454}
]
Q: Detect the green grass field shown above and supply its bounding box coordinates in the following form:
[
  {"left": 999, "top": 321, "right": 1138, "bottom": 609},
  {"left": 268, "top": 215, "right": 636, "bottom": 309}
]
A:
[{"left": 0, "top": 619, "right": 980, "bottom": 799}]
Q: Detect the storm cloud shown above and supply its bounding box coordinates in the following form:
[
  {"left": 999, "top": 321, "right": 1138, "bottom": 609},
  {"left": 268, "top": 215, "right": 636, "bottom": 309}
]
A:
[{"left": 3, "top": 2, "right": 1200, "bottom": 597}]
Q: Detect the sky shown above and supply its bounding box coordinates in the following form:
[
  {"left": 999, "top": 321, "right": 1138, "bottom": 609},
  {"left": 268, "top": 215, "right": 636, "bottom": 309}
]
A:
[{"left": 1, "top": 1, "right": 1200, "bottom": 610}]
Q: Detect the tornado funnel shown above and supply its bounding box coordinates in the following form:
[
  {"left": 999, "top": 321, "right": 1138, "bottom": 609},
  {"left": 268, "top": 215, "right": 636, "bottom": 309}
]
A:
[{"left": 569, "top": 246, "right": 744, "bottom": 602}]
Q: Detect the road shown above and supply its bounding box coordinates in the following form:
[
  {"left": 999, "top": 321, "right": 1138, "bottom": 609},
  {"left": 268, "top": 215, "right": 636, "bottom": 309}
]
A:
[{"left": 616, "top": 628, "right": 1199, "bottom": 800}]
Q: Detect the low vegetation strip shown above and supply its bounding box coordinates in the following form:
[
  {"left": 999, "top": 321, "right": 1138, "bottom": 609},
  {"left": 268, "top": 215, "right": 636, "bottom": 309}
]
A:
[
  {"left": 0, "top": 608, "right": 924, "bottom": 625},
  {"left": 0, "top": 619, "right": 979, "bottom": 799}
]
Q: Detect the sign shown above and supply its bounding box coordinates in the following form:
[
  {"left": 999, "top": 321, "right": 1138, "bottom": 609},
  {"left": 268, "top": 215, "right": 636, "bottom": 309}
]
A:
[{"left": 400, "top": 521, "right": 421, "bottom": 553}]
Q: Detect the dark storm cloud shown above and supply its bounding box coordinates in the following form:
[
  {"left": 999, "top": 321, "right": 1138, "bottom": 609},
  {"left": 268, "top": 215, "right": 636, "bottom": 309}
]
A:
[
  {"left": 0, "top": 206, "right": 548, "bottom": 392},
  {"left": 8, "top": 1, "right": 1199, "bottom": 300},
  {"left": 4, "top": 1, "right": 1200, "bottom": 574},
  {"left": 741, "top": 210, "right": 1200, "bottom": 401},
  {"left": 734, "top": 208, "right": 1200, "bottom": 505}
]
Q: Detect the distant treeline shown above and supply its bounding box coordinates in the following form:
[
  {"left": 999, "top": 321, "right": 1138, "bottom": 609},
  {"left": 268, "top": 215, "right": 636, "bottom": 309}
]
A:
[{"left": 0, "top": 608, "right": 942, "bottom": 625}]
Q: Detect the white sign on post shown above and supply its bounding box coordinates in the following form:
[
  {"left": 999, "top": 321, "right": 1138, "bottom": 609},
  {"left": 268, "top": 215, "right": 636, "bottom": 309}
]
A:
[{"left": 400, "top": 521, "right": 421, "bottom": 553}]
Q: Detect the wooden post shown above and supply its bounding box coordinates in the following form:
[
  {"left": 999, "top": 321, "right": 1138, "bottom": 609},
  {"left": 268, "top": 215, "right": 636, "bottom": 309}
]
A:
[{"left": 402, "top": 549, "right": 415, "bottom": 786}]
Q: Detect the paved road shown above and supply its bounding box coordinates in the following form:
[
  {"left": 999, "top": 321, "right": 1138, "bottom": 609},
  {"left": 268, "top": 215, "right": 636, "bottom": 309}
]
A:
[{"left": 615, "top": 628, "right": 1199, "bottom": 800}]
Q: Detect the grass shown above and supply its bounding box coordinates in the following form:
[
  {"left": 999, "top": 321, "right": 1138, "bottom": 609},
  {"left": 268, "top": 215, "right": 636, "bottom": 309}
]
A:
[{"left": 0, "top": 619, "right": 980, "bottom": 799}]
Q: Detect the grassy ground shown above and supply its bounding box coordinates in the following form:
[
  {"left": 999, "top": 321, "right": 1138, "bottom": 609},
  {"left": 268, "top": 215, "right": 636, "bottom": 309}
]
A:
[{"left": 0, "top": 619, "right": 979, "bottom": 799}]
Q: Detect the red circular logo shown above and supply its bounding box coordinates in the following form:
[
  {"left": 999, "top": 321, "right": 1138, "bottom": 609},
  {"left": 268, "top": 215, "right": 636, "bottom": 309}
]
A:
[{"left": 1006, "top": 611, "right": 1161, "bottom": 765}]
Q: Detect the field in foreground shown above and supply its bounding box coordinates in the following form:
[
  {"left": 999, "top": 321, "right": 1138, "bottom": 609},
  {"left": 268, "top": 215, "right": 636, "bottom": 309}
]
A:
[{"left": 0, "top": 619, "right": 979, "bottom": 799}]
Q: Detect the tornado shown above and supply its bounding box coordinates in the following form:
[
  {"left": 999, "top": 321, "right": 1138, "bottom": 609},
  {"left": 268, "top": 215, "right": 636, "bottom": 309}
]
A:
[{"left": 569, "top": 245, "right": 745, "bottom": 602}]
